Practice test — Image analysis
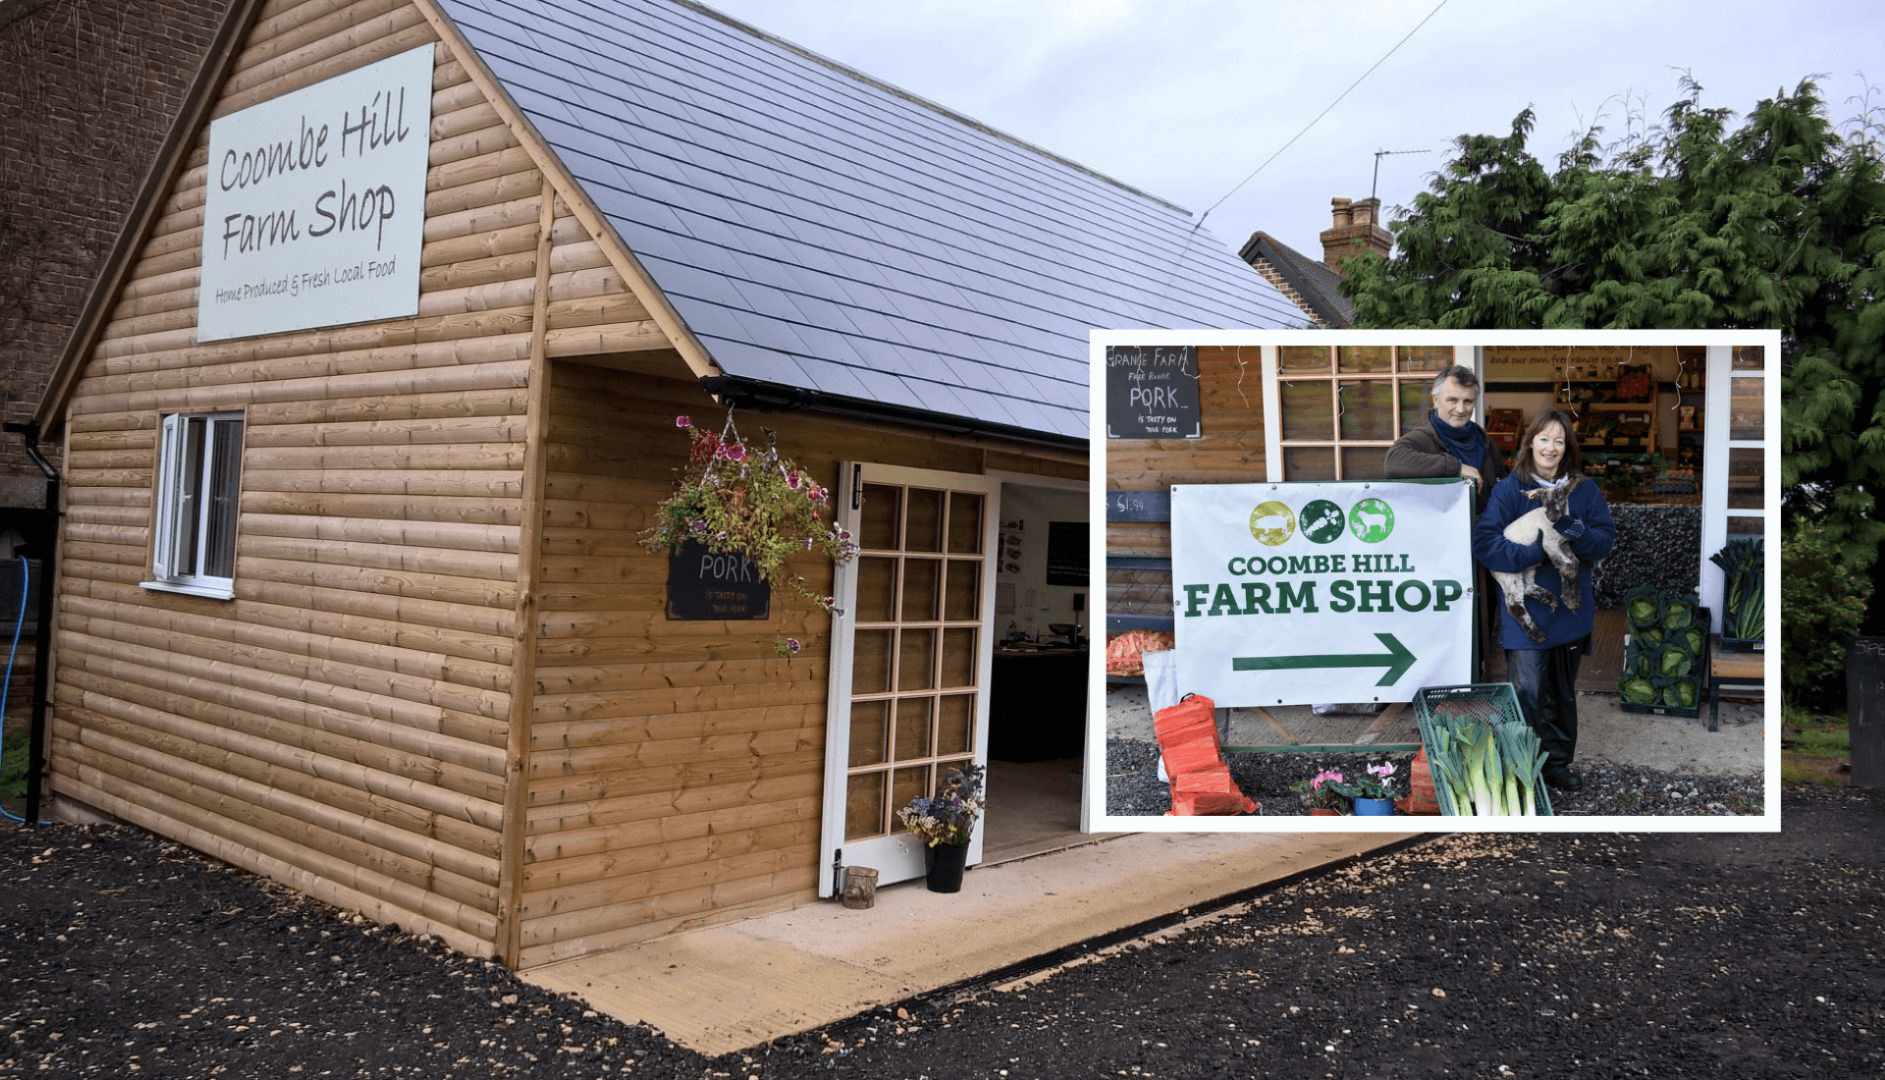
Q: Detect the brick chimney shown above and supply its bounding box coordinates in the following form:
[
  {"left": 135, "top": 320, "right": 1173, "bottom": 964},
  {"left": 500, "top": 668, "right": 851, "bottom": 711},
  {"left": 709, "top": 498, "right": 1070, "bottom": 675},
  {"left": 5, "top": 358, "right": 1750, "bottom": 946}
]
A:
[{"left": 1320, "top": 196, "right": 1392, "bottom": 274}]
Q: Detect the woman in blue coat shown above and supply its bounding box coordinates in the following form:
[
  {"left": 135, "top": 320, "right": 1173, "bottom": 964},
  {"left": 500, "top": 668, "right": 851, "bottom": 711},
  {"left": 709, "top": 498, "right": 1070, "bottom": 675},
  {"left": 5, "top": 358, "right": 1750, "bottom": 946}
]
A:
[{"left": 1471, "top": 409, "right": 1615, "bottom": 793}]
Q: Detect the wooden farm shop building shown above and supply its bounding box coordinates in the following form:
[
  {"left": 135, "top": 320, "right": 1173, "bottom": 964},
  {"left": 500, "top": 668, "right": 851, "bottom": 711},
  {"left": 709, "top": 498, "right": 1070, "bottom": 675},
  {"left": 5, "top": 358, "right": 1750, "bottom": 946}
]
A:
[{"left": 29, "top": 0, "right": 1299, "bottom": 966}]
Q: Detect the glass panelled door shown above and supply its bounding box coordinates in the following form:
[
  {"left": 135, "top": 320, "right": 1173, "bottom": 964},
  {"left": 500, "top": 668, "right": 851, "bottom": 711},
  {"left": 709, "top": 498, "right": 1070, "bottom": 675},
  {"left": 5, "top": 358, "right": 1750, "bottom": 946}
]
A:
[
  {"left": 819, "top": 464, "right": 999, "bottom": 895},
  {"left": 1701, "top": 343, "right": 1771, "bottom": 638}
]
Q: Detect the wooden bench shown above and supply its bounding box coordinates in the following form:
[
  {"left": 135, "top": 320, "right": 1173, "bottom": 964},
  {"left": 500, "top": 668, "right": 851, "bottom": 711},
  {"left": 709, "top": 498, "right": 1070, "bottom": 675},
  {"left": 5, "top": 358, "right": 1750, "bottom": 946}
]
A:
[{"left": 1708, "top": 640, "right": 1764, "bottom": 733}]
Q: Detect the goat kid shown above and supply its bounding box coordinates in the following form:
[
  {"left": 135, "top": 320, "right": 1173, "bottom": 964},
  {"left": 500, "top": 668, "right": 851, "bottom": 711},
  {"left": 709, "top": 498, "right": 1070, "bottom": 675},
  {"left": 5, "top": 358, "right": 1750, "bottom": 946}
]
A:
[{"left": 1491, "top": 476, "right": 1583, "bottom": 643}]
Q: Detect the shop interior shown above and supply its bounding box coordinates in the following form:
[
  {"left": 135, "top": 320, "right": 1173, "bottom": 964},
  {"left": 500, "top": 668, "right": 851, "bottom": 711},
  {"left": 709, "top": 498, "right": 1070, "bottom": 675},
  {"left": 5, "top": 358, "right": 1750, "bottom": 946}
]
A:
[
  {"left": 979, "top": 481, "right": 1091, "bottom": 862},
  {"left": 1480, "top": 344, "right": 1717, "bottom": 504}
]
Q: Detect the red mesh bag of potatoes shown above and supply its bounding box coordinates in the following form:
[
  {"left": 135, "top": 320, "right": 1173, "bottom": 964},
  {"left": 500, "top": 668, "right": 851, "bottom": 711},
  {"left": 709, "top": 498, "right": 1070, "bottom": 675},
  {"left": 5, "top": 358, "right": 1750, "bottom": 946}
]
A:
[
  {"left": 1105, "top": 630, "right": 1175, "bottom": 677},
  {"left": 1394, "top": 747, "right": 1442, "bottom": 816},
  {"left": 1153, "top": 694, "right": 1256, "bottom": 815}
]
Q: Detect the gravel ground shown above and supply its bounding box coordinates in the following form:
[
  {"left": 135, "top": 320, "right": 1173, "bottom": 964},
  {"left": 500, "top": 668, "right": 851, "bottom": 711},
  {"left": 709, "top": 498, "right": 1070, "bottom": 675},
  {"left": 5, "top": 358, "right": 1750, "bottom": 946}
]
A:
[
  {"left": 1105, "top": 738, "right": 1765, "bottom": 816},
  {"left": 7, "top": 787, "right": 1876, "bottom": 1078}
]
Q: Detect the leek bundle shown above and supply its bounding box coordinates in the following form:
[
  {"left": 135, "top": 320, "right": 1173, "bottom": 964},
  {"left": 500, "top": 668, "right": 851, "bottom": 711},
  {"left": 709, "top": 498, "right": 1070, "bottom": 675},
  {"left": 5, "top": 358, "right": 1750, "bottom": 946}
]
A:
[
  {"left": 1709, "top": 539, "right": 1765, "bottom": 641},
  {"left": 1423, "top": 716, "right": 1548, "bottom": 816}
]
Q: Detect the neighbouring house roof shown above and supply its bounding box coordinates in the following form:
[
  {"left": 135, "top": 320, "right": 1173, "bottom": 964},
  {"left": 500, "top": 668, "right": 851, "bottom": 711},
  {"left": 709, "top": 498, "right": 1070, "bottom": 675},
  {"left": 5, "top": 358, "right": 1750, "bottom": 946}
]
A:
[
  {"left": 1239, "top": 231, "right": 1355, "bottom": 329},
  {"left": 434, "top": 0, "right": 1302, "bottom": 443}
]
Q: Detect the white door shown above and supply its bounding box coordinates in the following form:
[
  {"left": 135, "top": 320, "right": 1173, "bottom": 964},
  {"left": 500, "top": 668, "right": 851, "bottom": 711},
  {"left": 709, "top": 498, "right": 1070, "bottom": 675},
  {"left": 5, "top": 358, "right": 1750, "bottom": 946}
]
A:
[
  {"left": 818, "top": 463, "right": 999, "bottom": 895},
  {"left": 1699, "top": 344, "right": 1769, "bottom": 637}
]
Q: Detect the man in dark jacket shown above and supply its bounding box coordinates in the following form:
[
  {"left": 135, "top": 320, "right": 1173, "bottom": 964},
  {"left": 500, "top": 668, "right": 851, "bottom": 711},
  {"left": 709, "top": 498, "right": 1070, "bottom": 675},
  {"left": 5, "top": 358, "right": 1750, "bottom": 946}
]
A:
[
  {"left": 1385, "top": 364, "right": 1504, "bottom": 516},
  {"left": 1386, "top": 364, "right": 1505, "bottom": 678}
]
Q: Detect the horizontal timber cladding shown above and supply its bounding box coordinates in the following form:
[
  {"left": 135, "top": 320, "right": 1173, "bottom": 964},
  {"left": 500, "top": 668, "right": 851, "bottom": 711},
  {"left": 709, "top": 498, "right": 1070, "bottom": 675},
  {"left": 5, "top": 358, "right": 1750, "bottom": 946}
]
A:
[
  {"left": 1106, "top": 345, "right": 1265, "bottom": 618},
  {"left": 42, "top": 2, "right": 657, "bottom": 956},
  {"left": 518, "top": 363, "right": 1020, "bottom": 966}
]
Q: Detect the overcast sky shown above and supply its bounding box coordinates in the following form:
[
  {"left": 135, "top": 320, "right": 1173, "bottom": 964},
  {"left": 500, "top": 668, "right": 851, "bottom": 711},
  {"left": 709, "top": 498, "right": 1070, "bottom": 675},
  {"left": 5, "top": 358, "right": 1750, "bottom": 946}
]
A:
[{"left": 701, "top": 0, "right": 1883, "bottom": 266}]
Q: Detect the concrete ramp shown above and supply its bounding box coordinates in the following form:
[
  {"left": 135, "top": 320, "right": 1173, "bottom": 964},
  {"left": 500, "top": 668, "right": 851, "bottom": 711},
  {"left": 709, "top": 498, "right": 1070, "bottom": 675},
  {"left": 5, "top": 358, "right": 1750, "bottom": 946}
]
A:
[{"left": 522, "top": 829, "right": 1411, "bottom": 1055}]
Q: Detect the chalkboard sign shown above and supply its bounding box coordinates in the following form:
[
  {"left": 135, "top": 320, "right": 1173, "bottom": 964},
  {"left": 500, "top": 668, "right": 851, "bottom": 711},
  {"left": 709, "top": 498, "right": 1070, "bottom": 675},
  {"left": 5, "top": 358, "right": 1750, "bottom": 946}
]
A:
[
  {"left": 666, "top": 541, "right": 771, "bottom": 620},
  {"left": 1106, "top": 345, "right": 1201, "bottom": 439},
  {"left": 1846, "top": 637, "right": 1885, "bottom": 787},
  {"left": 1046, "top": 521, "right": 1088, "bottom": 586}
]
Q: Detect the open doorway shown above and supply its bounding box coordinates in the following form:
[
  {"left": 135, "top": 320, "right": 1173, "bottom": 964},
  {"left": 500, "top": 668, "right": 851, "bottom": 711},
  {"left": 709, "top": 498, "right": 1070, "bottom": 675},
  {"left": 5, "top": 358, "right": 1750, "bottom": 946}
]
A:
[{"left": 981, "top": 478, "right": 1093, "bottom": 863}]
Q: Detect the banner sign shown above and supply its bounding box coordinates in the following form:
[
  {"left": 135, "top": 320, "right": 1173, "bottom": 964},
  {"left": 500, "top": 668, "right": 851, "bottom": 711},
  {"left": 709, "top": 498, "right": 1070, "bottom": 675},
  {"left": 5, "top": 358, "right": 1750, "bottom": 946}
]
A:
[
  {"left": 1170, "top": 481, "right": 1474, "bottom": 705},
  {"left": 198, "top": 45, "right": 435, "bottom": 342}
]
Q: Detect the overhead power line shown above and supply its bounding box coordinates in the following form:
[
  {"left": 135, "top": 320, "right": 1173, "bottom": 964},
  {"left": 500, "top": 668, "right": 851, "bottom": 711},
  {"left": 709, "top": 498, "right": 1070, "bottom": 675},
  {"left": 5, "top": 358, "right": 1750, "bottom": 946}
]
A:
[{"left": 1198, "top": 0, "right": 1450, "bottom": 225}]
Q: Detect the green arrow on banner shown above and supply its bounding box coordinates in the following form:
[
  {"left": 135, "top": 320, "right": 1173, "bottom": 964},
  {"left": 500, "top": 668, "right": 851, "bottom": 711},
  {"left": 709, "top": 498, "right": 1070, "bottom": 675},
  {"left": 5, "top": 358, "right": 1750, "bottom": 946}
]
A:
[{"left": 1231, "top": 633, "right": 1417, "bottom": 686}]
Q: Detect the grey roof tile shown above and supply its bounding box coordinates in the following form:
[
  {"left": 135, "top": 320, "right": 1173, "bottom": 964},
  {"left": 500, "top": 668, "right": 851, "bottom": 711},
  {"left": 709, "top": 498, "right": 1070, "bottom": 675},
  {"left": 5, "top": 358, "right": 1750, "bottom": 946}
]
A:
[{"left": 439, "top": 0, "right": 1297, "bottom": 442}]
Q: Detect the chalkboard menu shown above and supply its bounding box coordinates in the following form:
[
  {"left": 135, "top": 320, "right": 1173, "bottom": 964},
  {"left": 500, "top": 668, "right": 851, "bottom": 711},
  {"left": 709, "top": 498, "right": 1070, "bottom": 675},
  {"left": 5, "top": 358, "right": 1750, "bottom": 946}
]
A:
[
  {"left": 666, "top": 541, "right": 771, "bottom": 620},
  {"left": 1847, "top": 637, "right": 1885, "bottom": 787},
  {"left": 1106, "top": 345, "right": 1201, "bottom": 439},
  {"left": 1046, "top": 520, "right": 1088, "bottom": 587}
]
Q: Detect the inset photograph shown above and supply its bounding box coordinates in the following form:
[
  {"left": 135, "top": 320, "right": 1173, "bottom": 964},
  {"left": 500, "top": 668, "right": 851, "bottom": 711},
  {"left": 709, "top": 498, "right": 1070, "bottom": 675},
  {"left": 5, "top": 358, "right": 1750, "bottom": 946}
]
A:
[{"left": 1095, "top": 331, "right": 1778, "bottom": 829}]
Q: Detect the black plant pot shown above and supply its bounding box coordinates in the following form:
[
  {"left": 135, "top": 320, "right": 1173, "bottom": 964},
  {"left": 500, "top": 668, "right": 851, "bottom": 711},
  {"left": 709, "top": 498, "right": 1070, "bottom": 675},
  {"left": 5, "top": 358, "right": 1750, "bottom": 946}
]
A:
[{"left": 924, "top": 841, "right": 969, "bottom": 893}]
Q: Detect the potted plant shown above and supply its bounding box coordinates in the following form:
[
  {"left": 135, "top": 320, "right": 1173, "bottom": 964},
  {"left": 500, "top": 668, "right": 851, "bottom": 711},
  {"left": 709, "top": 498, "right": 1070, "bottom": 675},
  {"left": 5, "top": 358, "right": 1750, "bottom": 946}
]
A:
[
  {"left": 641, "top": 411, "right": 860, "bottom": 656},
  {"left": 896, "top": 763, "right": 985, "bottom": 892},
  {"left": 1292, "top": 768, "right": 1351, "bottom": 816},
  {"left": 1335, "top": 762, "right": 1400, "bottom": 816}
]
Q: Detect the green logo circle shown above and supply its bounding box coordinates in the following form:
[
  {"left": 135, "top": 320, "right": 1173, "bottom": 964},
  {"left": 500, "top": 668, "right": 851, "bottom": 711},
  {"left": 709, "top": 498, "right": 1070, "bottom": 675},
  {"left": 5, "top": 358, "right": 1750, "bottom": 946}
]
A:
[
  {"left": 1248, "top": 500, "right": 1296, "bottom": 546},
  {"left": 1348, "top": 497, "right": 1395, "bottom": 543},
  {"left": 1299, "top": 500, "right": 1346, "bottom": 544}
]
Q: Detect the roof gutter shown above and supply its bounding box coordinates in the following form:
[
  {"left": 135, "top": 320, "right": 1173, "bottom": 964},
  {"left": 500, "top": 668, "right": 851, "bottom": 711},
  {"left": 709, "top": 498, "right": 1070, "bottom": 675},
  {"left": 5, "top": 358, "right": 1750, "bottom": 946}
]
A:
[{"left": 696, "top": 376, "right": 1087, "bottom": 457}]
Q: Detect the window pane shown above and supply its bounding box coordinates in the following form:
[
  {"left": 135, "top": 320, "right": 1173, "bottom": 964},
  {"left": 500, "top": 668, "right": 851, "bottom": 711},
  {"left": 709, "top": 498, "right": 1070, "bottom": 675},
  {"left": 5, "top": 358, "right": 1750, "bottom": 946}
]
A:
[
  {"left": 892, "top": 766, "right": 931, "bottom": 826},
  {"left": 898, "top": 629, "right": 936, "bottom": 690},
  {"left": 1398, "top": 380, "right": 1430, "bottom": 435},
  {"left": 1278, "top": 346, "right": 1330, "bottom": 374},
  {"left": 1280, "top": 381, "right": 1333, "bottom": 441},
  {"left": 1728, "top": 448, "right": 1763, "bottom": 509},
  {"left": 859, "top": 483, "right": 901, "bottom": 551},
  {"left": 894, "top": 696, "right": 933, "bottom": 761},
  {"left": 947, "top": 492, "right": 983, "bottom": 553},
  {"left": 1283, "top": 446, "right": 1336, "bottom": 481},
  {"left": 1730, "top": 377, "right": 1763, "bottom": 440},
  {"left": 849, "top": 700, "right": 889, "bottom": 767},
  {"left": 943, "top": 559, "right": 980, "bottom": 621},
  {"left": 1733, "top": 346, "right": 1764, "bottom": 371},
  {"left": 855, "top": 557, "right": 897, "bottom": 623},
  {"left": 1397, "top": 346, "right": 1451, "bottom": 373},
  {"left": 901, "top": 557, "right": 940, "bottom": 622},
  {"left": 940, "top": 627, "right": 976, "bottom": 688},
  {"left": 1338, "top": 381, "right": 1393, "bottom": 440},
  {"left": 852, "top": 629, "right": 893, "bottom": 694},
  {"left": 906, "top": 489, "right": 944, "bottom": 553},
  {"left": 1726, "top": 515, "right": 1763, "bottom": 536},
  {"left": 174, "top": 417, "right": 207, "bottom": 576},
  {"left": 1337, "top": 345, "right": 1390, "bottom": 373},
  {"left": 1341, "top": 446, "right": 1389, "bottom": 480},
  {"left": 845, "top": 772, "right": 887, "bottom": 840},
  {"left": 937, "top": 694, "right": 973, "bottom": 755},
  {"left": 204, "top": 419, "right": 242, "bottom": 579}
]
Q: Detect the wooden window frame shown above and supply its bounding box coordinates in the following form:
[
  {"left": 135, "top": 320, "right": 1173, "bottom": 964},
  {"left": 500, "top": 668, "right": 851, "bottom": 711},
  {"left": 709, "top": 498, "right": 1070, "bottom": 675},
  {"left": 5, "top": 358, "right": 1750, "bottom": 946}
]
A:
[{"left": 1260, "top": 345, "right": 1466, "bottom": 482}]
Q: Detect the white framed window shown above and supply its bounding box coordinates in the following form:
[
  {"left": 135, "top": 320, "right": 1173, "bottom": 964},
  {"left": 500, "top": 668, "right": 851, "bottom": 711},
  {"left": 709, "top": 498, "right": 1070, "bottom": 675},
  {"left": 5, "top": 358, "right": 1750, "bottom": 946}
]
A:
[
  {"left": 146, "top": 412, "right": 245, "bottom": 598},
  {"left": 1261, "top": 344, "right": 1460, "bottom": 481}
]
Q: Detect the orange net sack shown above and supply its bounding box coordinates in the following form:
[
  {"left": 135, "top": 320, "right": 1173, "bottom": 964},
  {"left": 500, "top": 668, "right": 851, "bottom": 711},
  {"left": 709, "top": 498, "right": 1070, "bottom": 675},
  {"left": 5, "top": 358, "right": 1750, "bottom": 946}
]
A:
[
  {"left": 1153, "top": 694, "right": 1257, "bottom": 816},
  {"left": 1394, "top": 747, "right": 1442, "bottom": 816},
  {"left": 1105, "top": 630, "right": 1175, "bottom": 677}
]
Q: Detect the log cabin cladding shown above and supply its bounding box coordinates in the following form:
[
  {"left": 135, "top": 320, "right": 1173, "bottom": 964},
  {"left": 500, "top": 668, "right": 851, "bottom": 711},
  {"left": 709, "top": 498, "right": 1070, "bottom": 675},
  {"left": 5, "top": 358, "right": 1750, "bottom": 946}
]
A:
[
  {"left": 1106, "top": 346, "right": 1268, "bottom": 621},
  {"left": 48, "top": 0, "right": 633, "bottom": 963},
  {"left": 42, "top": 0, "right": 1089, "bottom": 967}
]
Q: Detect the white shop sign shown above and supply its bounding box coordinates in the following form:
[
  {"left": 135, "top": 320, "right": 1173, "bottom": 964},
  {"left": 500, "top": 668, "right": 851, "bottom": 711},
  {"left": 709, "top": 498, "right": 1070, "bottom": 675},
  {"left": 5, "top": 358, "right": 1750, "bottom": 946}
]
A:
[
  {"left": 1170, "top": 481, "right": 1474, "bottom": 706},
  {"left": 197, "top": 45, "right": 434, "bottom": 342}
]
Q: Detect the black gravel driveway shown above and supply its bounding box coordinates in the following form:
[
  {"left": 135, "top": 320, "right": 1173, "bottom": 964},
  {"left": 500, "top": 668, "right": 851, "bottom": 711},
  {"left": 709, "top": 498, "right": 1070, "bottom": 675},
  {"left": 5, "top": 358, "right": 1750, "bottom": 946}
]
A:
[{"left": 4, "top": 786, "right": 1879, "bottom": 1078}]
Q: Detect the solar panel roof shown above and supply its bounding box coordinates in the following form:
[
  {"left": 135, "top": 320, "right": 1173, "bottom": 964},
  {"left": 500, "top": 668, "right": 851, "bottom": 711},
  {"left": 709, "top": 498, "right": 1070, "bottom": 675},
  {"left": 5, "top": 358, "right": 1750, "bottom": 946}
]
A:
[{"left": 438, "top": 0, "right": 1303, "bottom": 442}]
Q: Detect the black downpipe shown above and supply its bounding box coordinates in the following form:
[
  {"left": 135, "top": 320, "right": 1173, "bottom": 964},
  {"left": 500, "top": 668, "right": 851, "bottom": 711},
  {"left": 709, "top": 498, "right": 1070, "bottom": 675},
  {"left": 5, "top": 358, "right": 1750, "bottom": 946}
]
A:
[{"left": 5, "top": 421, "right": 59, "bottom": 828}]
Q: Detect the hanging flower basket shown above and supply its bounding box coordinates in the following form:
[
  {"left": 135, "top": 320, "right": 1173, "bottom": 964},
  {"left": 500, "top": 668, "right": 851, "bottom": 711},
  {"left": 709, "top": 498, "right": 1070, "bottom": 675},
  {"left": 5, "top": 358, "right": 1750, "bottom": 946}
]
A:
[{"left": 641, "top": 411, "right": 859, "bottom": 656}]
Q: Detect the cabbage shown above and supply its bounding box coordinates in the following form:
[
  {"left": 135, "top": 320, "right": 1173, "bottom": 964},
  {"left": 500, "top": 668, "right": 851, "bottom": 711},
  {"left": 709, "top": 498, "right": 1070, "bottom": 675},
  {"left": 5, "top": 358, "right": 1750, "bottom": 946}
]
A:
[{"left": 1621, "top": 676, "right": 1659, "bottom": 704}]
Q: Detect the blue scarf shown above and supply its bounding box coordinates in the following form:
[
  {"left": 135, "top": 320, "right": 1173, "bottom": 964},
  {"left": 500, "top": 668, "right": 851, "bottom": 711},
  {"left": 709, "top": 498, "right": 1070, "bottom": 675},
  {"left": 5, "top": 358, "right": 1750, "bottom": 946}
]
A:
[{"left": 1429, "top": 411, "right": 1489, "bottom": 472}]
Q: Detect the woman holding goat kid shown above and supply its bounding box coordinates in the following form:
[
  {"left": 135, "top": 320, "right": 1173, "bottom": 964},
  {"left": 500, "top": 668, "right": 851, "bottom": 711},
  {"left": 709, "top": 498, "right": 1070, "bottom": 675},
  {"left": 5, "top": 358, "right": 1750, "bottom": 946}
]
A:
[{"left": 1472, "top": 409, "right": 1615, "bottom": 794}]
